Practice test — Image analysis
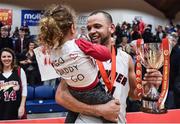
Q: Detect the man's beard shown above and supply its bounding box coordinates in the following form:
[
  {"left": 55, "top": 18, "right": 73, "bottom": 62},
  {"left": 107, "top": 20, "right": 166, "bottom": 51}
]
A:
[
  {"left": 100, "top": 36, "right": 109, "bottom": 45},
  {"left": 89, "top": 34, "right": 109, "bottom": 45}
]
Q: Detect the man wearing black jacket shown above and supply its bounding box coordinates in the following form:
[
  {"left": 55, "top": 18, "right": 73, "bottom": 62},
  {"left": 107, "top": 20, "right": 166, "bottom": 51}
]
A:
[
  {"left": 170, "top": 25, "right": 180, "bottom": 108},
  {"left": 0, "top": 26, "right": 14, "bottom": 50}
]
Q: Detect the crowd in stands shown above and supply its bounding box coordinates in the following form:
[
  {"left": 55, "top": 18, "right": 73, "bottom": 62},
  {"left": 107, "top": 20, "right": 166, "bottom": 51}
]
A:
[
  {"left": 0, "top": 16, "right": 179, "bottom": 115},
  {"left": 0, "top": 25, "right": 43, "bottom": 87}
]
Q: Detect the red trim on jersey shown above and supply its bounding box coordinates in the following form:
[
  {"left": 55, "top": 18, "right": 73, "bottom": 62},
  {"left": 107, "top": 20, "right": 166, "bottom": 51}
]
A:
[
  {"left": 75, "top": 38, "right": 111, "bottom": 61},
  {"left": 17, "top": 67, "right": 22, "bottom": 94}
]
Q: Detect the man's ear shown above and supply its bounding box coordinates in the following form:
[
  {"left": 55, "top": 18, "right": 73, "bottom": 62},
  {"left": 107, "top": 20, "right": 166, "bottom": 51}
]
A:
[{"left": 110, "top": 23, "right": 116, "bottom": 34}]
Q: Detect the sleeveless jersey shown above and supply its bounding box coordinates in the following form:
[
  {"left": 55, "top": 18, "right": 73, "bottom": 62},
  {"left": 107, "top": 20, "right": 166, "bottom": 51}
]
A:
[
  {"left": 0, "top": 69, "right": 22, "bottom": 120},
  {"left": 100, "top": 48, "right": 130, "bottom": 120},
  {"left": 76, "top": 48, "right": 131, "bottom": 123},
  {"left": 50, "top": 39, "right": 98, "bottom": 88}
]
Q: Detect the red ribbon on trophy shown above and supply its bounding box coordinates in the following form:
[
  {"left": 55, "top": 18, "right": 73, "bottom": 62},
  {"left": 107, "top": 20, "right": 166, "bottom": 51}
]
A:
[
  {"left": 157, "top": 38, "right": 170, "bottom": 109},
  {"left": 135, "top": 39, "right": 143, "bottom": 97}
]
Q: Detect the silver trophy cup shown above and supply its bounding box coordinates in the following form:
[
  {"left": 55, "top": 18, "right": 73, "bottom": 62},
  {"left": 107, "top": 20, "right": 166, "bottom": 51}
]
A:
[{"left": 139, "top": 43, "right": 167, "bottom": 114}]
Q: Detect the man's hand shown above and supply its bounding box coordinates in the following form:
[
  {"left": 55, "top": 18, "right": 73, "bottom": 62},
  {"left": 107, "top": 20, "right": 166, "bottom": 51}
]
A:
[
  {"left": 143, "top": 68, "right": 162, "bottom": 89},
  {"left": 96, "top": 99, "right": 120, "bottom": 122}
]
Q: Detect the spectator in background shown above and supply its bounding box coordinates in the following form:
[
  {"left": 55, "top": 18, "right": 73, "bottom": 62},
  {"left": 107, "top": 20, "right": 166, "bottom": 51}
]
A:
[
  {"left": 12, "top": 27, "right": 20, "bottom": 50},
  {"left": 77, "top": 26, "right": 89, "bottom": 41},
  {"left": 165, "top": 25, "right": 171, "bottom": 35},
  {"left": 138, "top": 18, "right": 145, "bottom": 34},
  {"left": 0, "top": 21, "right": 3, "bottom": 29},
  {"left": 12, "top": 27, "right": 20, "bottom": 40},
  {"left": 19, "top": 41, "right": 42, "bottom": 86},
  {"left": 0, "top": 25, "right": 14, "bottom": 51},
  {"left": 7, "top": 25, "right": 12, "bottom": 37},
  {"left": 119, "top": 35, "right": 129, "bottom": 52},
  {"left": 114, "top": 23, "right": 122, "bottom": 46},
  {"left": 14, "top": 27, "right": 30, "bottom": 55},
  {"left": 133, "top": 17, "right": 145, "bottom": 34},
  {"left": 131, "top": 24, "right": 141, "bottom": 41},
  {"left": 170, "top": 25, "right": 180, "bottom": 108},
  {"left": 115, "top": 22, "right": 130, "bottom": 47},
  {"left": 155, "top": 25, "right": 166, "bottom": 42},
  {"left": 0, "top": 48, "right": 27, "bottom": 120},
  {"left": 142, "top": 25, "right": 154, "bottom": 43},
  {"left": 23, "top": 26, "right": 31, "bottom": 40},
  {"left": 121, "top": 22, "right": 131, "bottom": 42}
]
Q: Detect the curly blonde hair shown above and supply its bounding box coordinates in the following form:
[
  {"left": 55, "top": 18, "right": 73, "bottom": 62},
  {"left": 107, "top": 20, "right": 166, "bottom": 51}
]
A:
[{"left": 38, "top": 4, "right": 76, "bottom": 48}]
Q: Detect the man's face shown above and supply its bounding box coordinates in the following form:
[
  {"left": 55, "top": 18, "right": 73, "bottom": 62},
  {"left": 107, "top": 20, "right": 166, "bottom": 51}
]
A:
[
  {"left": 87, "top": 13, "right": 115, "bottom": 45},
  {"left": 19, "top": 30, "right": 25, "bottom": 38},
  {"left": 0, "top": 29, "right": 8, "bottom": 38}
]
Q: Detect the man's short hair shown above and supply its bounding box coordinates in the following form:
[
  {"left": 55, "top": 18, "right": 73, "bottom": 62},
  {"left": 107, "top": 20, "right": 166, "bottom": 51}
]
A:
[
  {"left": 1, "top": 25, "right": 8, "bottom": 31},
  {"left": 19, "top": 26, "right": 26, "bottom": 31},
  {"left": 89, "top": 10, "right": 113, "bottom": 23}
]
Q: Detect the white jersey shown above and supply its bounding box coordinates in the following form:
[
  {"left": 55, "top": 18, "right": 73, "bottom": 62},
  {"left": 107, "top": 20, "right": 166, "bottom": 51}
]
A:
[
  {"left": 102, "top": 48, "right": 130, "bottom": 120},
  {"left": 76, "top": 48, "right": 130, "bottom": 123},
  {"left": 50, "top": 39, "right": 98, "bottom": 88}
]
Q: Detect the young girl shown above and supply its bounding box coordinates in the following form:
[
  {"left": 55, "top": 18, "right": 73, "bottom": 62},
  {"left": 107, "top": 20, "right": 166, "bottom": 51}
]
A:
[{"left": 38, "top": 4, "right": 114, "bottom": 123}]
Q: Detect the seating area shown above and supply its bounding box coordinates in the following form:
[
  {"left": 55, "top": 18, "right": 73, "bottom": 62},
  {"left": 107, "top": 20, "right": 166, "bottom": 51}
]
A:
[
  {"left": 26, "top": 85, "right": 176, "bottom": 114},
  {"left": 26, "top": 85, "right": 67, "bottom": 114}
]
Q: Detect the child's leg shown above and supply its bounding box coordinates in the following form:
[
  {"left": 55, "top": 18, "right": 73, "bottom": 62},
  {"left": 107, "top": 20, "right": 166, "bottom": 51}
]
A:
[
  {"left": 65, "top": 110, "right": 79, "bottom": 123},
  {"left": 69, "top": 82, "right": 114, "bottom": 122}
]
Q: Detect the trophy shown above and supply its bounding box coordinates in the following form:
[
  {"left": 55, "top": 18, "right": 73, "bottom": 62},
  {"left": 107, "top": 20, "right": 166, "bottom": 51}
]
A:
[{"left": 136, "top": 38, "right": 170, "bottom": 114}]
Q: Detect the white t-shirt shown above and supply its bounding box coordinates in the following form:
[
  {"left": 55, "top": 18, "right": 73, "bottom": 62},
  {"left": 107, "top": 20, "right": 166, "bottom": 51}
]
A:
[{"left": 50, "top": 39, "right": 98, "bottom": 88}]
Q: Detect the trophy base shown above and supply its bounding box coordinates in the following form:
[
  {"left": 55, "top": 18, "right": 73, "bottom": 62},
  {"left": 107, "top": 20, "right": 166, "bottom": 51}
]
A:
[
  {"left": 141, "top": 107, "right": 167, "bottom": 114},
  {"left": 141, "top": 97, "right": 167, "bottom": 114}
]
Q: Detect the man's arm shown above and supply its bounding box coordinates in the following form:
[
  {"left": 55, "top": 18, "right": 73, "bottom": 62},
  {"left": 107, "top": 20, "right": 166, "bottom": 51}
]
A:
[
  {"left": 55, "top": 79, "right": 120, "bottom": 122},
  {"left": 128, "top": 56, "right": 140, "bottom": 100}
]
